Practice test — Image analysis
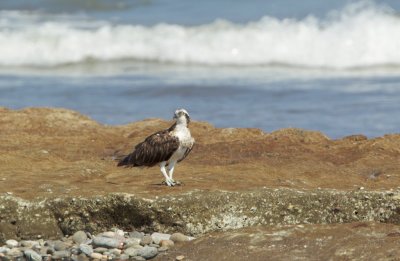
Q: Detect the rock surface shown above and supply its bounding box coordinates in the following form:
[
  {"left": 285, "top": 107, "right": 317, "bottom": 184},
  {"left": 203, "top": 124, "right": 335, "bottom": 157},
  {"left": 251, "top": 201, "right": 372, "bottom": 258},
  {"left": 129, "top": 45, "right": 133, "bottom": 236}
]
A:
[{"left": 1, "top": 107, "right": 400, "bottom": 259}]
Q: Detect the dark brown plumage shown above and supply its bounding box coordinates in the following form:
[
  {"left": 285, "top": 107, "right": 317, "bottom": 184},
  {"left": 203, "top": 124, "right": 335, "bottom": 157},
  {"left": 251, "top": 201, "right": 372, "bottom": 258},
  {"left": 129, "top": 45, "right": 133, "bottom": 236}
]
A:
[{"left": 118, "top": 123, "right": 180, "bottom": 167}]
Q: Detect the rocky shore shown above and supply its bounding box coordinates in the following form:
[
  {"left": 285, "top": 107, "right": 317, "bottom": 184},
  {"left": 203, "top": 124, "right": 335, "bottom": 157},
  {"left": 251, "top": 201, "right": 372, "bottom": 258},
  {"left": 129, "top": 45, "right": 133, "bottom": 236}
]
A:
[
  {"left": 0, "top": 228, "right": 191, "bottom": 260},
  {"left": 0, "top": 107, "right": 400, "bottom": 260}
]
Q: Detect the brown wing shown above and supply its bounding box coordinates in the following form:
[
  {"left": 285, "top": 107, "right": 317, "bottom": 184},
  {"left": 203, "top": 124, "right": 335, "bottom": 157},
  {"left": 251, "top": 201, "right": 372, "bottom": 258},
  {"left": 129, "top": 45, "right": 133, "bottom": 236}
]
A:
[{"left": 118, "top": 129, "right": 179, "bottom": 167}]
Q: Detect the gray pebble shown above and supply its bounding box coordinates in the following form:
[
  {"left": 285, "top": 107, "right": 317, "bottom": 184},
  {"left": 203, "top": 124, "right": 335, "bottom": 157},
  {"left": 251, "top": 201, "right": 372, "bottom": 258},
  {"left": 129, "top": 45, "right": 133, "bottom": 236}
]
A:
[
  {"left": 24, "top": 249, "right": 42, "bottom": 261},
  {"left": 137, "top": 246, "right": 158, "bottom": 259},
  {"left": 72, "top": 231, "right": 88, "bottom": 244},
  {"left": 119, "top": 254, "right": 130, "bottom": 260},
  {"left": 140, "top": 235, "right": 153, "bottom": 246},
  {"left": 133, "top": 256, "right": 146, "bottom": 261},
  {"left": 151, "top": 232, "right": 171, "bottom": 245},
  {"left": 52, "top": 250, "right": 71, "bottom": 259},
  {"left": 93, "top": 247, "right": 108, "bottom": 253},
  {"left": 93, "top": 236, "right": 122, "bottom": 248},
  {"left": 124, "top": 247, "right": 140, "bottom": 257},
  {"left": 6, "top": 239, "right": 19, "bottom": 248},
  {"left": 125, "top": 238, "right": 141, "bottom": 248},
  {"left": 129, "top": 231, "right": 144, "bottom": 240},
  {"left": 53, "top": 240, "right": 68, "bottom": 251},
  {"left": 149, "top": 243, "right": 160, "bottom": 248},
  {"left": 79, "top": 244, "right": 93, "bottom": 256}
]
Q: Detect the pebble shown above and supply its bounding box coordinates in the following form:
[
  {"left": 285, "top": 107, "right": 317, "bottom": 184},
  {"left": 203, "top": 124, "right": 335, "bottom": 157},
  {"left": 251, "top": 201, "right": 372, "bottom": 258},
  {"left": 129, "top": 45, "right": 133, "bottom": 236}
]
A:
[
  {"left": 0, "top": 247, "right": 10, "bottom": 253},
  {"left": 137, "top": 246, "right": 158, "bottom": 259},
  {"left": 119, "top": 254, "right": 130, "bottom": 260},
  {"left": 176, "top": 255, "right": 185, "bottom": 261},
  {"left": 93, "top": 236, "right": 122, "bottom": 248},
  {"left": 158, "top": 246, "right": 168, "bottom": 252},
  {"left": 101, "top": 231, "right": 116, "bottom": 238},
  {"left": 160, "top": 239, "right": 175, "bottom": 249},
  {"left": 93, "top": 247, "right": 108, "bottom": 253},
  {"left": 90, "top": 252, "right": 103, "bottom": 259},
  {"left": 170, "top": 233, "right": 189, "bottom": 243},
  {"left": 124, "top": 247, "right": 140, "bottom": 257},
  {"left": 79, "top": 244, "right": 93, "bottom": 256},
  {"left": 21, "top": 240, "right": 39, "bottom": 248},
  {"left": 6, "top": 239, "right": 19, "bottom": 248},
  {"left": 140, "top": 235, "right": 153, "bottom": 246},
  {"left": 151, "top": 232, "right": 171, "bottom": 245},
  {"left": 133, "top": 256, "right": 146, "bottom": 261},
  {"left": 125, "top": 238, "right": 141, "bottom": 248},
  {"left": 72, "top": 230, "right": 88, "bottom": 244},
  {"left": 53, "top": 240, "right": 69, "bottom": 251},
  {"left": 24, "top": 249, "right": 42, "bottom": 261},
  {"left": 129, "top": 231, "right": 144, "bottom": 240}
]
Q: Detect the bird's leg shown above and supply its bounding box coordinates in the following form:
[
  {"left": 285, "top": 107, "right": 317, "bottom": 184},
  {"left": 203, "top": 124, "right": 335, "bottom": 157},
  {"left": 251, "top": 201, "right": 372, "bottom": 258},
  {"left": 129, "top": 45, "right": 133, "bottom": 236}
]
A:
[
  {"left": 167, "top": 161, "right": 176, "bottom": 183},
  {"left": 160, "top": 162, "right": 174, "bottom": 186}
]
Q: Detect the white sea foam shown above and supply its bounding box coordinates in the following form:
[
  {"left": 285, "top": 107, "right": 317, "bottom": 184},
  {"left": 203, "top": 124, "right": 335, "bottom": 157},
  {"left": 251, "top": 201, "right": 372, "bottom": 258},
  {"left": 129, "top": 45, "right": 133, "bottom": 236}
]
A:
[{"left": 1, "top": 2, "right": 400, "bottom": 69}]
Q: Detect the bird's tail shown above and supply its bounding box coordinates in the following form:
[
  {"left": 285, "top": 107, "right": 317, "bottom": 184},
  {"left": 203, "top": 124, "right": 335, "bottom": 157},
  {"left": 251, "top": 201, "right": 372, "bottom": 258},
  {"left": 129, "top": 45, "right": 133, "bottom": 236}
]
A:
[{"left": 117, "top": 153, "right": 132, "bottom": 167}]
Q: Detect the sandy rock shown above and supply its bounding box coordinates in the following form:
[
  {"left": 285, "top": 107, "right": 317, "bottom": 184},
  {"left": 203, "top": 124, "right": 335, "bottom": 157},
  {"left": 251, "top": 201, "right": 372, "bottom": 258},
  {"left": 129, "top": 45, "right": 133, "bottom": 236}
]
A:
[
  {"left": 170, "top": 233, "right": 189, "bottom": 243},
  {"left": 90, "top": 252, "right": 103, "bottom": 259},
  {"left": 159, "top": 239, "right": 174, "bottom": 249}
]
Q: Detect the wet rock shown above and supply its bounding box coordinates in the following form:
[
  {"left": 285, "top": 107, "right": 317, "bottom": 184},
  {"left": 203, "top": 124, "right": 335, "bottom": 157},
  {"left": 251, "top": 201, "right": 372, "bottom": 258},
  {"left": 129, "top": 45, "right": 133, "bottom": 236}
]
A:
[
  {"left": 72, "top": 231, "right": 88, "bottom": 244},
  {"left": 137, "top": 246, "right": 158, "bottom": 259},
  {"left": 151, "top": 232, "right": 171, "bottom": 245},
  {"left": 140, "top": 235, "right": 153, "bottom": 246},
  {"left": 24, "top": 249, "right": 42, "bottom": 261},
  {"left": 170, "top": 233, "right": 189, "bottom": 243},
  {"left": 79, "top": 244, "right": 93, "bottom": 256},
  {"left": 5, "top": 239, "right": 18, "bottom": 248},
  {"left": 93, "top": 236, "right": 122, "bottom": 248}
]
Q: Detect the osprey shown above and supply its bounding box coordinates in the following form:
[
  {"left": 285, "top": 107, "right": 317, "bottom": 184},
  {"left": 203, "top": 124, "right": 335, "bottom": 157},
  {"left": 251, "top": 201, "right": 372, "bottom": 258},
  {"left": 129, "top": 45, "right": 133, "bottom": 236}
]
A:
[{"left": 118, "top": 109, "right": 195, "bottom": 186}]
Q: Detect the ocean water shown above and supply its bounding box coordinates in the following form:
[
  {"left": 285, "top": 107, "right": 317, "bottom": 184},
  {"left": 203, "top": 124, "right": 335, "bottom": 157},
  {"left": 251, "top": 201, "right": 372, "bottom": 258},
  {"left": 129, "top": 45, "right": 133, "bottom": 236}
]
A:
[{"left": 0, "top": 0, "right": 399, "bottom": 138}]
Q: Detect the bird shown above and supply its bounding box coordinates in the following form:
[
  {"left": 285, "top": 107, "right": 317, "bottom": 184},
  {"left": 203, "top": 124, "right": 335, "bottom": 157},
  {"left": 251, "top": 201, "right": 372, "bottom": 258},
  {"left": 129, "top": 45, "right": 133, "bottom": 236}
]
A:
[{"left": 117, "top": 109, "right": 195, "bottom": 186}]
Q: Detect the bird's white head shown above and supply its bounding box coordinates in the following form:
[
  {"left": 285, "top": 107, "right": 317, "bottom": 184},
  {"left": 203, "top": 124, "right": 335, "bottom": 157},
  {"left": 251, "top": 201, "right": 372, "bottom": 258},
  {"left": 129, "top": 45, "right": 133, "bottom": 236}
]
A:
[{"left": 173, "top": 108, "right": 190, "bottom": 125}]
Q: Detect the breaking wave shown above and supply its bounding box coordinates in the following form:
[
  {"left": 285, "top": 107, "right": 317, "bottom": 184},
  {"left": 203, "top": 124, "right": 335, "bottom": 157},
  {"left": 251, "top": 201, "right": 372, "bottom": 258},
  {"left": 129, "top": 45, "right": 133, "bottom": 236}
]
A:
[{"left": 1, "top": 2, "right": 400, "bottom": 69}]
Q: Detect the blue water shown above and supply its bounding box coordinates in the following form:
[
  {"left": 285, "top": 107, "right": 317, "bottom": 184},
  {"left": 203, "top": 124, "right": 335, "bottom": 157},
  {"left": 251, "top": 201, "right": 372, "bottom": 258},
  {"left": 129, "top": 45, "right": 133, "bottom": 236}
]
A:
[{"left": 0, "top": 0, "right": 399, "bottom": 138}]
